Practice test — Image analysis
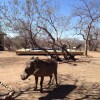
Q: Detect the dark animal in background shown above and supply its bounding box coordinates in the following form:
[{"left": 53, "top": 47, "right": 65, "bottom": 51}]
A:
[
  {"left": 65, "top": 54, "right": 76, "bottom": 62},
  {"left": 61, "top": 43, "right": 76, "bottom": 62},
  {"left": 21, "top": 57, "right": 58, "bottom": 93},
  {"left": 51, "top": 55, "right": 63, "bottom": 62}
]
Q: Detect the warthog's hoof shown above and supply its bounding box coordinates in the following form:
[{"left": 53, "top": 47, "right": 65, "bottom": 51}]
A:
[
  {"left": 34, "top": 87, "right": 37, "bottom": 91},
  {"left": 40, "top": 89, "right": 43, "bottom": 93},
  {"left": 56, "top": 83, "right": 59, "bottom": 87}
]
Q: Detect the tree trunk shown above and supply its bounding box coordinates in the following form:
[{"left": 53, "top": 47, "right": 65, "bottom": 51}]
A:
[
  {"left": 85, "top": 40, "right": 88, "bottom": 56},
  {"left": 88, "top": 40, "right": 91, "bottom": 51}
]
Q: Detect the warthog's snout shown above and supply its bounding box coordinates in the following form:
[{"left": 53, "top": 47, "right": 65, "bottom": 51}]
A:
[
  {"left": 21, "top": 72, "right": 28, "bottom": 80},
  {"left": 21, "top": 74, "right": 25, "bottom": 80}
]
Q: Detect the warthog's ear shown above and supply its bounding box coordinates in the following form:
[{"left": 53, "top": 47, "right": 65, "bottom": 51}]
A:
[
  {"left": 33, "top": 57, "right": 39, "bottom": 64},
  {"left": 30, "top": 56, "right": 34, "bottom": 60},
  {"left": 35, "top": 57, "right": 39, "bottom": 60},
  {"left": 25, "top": 62, "right": 31, "bottom": 69}
]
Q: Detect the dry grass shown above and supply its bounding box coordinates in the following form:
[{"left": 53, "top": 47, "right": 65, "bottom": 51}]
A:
[{"left": 0, "top": 51, "right": 100, "bottom": 99}]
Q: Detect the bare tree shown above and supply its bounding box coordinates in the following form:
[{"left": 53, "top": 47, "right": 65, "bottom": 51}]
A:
[
  {"left": 34, "top": 0, "right": 70, "bottom": 58},
  {"left": 72, "top": 0, "right": 100, "bottom": 56},
  {"left": 88, "top": 28, "right": 100, "bottom": 51},
  {"left": 0, "top": 0, "right": 70, "bottom": 58},
  {"left": 0, "top": 0, "right": 40, "bottom": 48}
]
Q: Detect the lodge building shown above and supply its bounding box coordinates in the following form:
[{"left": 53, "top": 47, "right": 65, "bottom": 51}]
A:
[{"left": 0, "top": 31, "right": 6, "bottom": 51}]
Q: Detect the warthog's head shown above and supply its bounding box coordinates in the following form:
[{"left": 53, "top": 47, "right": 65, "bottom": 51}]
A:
[{"left": 21, "top": 59, "right": 38, "bottom": 80}]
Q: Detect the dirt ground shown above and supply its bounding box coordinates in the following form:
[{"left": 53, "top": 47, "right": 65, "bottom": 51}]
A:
[{"left": 0, "top": 51, "right": 100, "bottom": 100}]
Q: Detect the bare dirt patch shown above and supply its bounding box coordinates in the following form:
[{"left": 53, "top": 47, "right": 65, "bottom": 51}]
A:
[{"left": 0, "top": 51, "right": 100, "bottom": 99}]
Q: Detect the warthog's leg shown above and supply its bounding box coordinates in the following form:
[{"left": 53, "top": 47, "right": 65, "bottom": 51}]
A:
[
  {"left": 54, "top": 70, "right": 58, "bottom": 86},
  {"left": 34, "top": 76, "right": 38, "bottom": 91},
  {"left": 48, "top": 75, "right": 52, "bottom": 85},
  {"left": 40, "top": 76, "right": 44, "bottom": 93}
]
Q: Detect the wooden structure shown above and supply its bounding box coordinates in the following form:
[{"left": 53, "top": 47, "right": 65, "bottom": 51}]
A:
[
  {"left": 16, "top": 49, "right": 84, "bottom": 55},
  {"left": 0, "top": 32, "right": 6, "bottom": 51}
]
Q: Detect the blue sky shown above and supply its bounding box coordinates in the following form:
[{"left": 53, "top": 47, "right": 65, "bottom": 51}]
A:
[
  {"left": 50, "top": 0, "right": 84, "bottom": 39},
  {"left": 55, "top": 0, "right": 81, "bottom": 15},
  {"left": 0, "top": 0, "right": 85, "bottom": 39},
  {"left": 0, "top": 0, "right": 82, "bottom": 15}
]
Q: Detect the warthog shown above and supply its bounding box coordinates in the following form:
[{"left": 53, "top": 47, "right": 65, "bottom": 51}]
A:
[{"left": 21, "top": 57, "right": 58, "bottom": 93}]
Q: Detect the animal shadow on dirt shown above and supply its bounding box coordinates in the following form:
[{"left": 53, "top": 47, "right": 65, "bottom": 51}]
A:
[
  {"left": 39, "top": 85, "right": 77, "bottom": 100},
  {"left": 74, "top": 82, "right": 100, "bottom": 100}
]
